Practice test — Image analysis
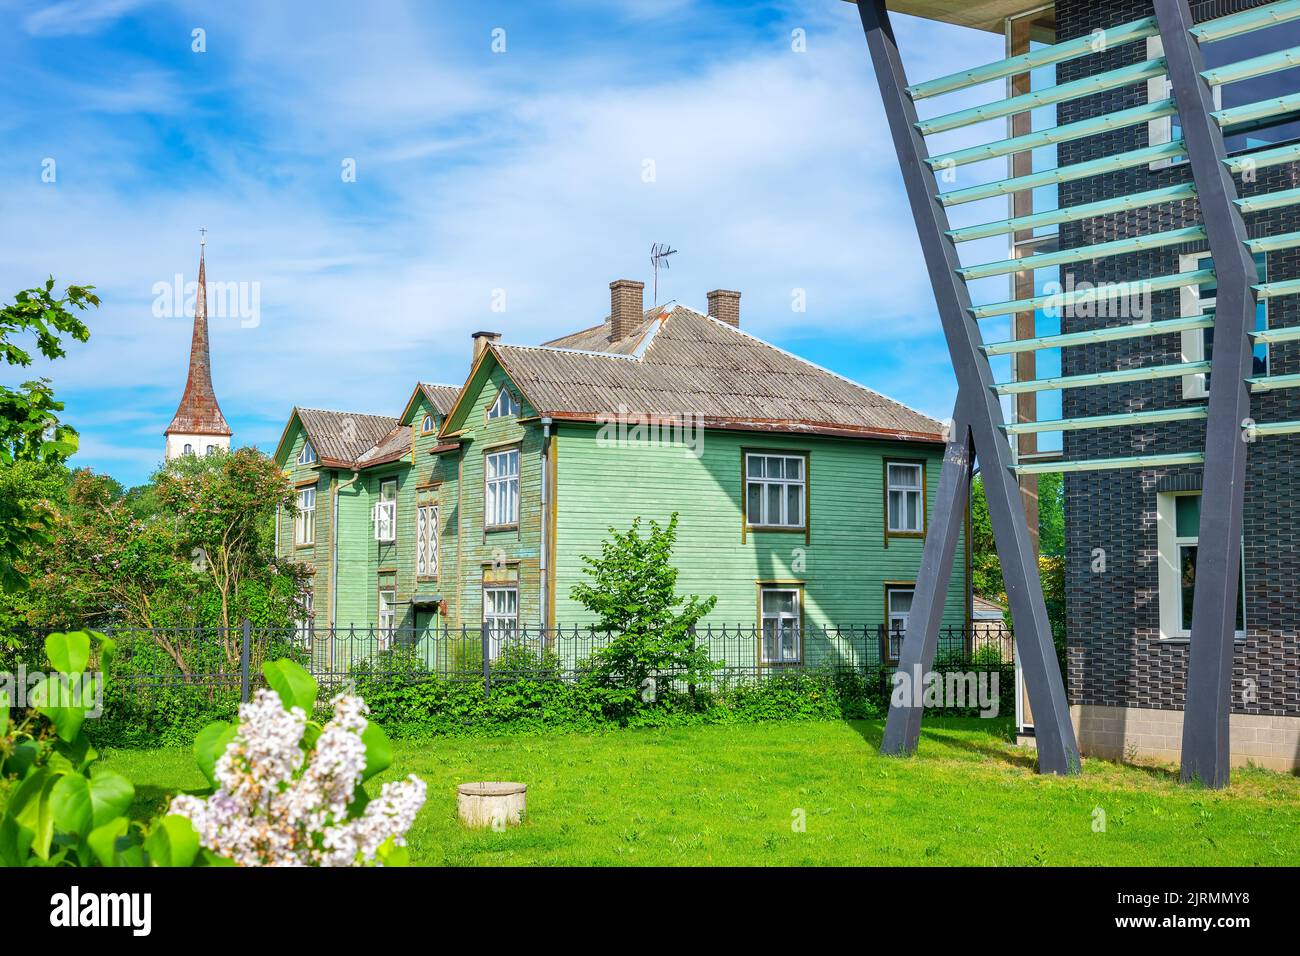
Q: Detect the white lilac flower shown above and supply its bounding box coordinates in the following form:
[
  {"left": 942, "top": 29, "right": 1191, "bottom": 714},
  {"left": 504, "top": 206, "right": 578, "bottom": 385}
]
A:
[{"left": 168, "top": 690, "right": 425, "bottom": 867}]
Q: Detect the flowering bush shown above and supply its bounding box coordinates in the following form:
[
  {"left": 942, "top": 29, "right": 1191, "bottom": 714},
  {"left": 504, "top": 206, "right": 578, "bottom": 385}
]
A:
[{"left": 170, "top": 660, "right": 425, "bottom": 866}]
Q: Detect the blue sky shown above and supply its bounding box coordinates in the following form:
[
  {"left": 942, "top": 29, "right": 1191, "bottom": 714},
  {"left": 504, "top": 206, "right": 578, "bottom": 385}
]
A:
[{"left": 0, "top": 0, "right": 1027, "bottom": 486}]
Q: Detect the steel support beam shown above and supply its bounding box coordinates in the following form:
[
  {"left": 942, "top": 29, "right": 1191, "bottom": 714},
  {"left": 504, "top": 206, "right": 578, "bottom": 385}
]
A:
[
  {"left": 856, "top": 0, "right": 1079, "bottom": 775},
  {"left": 1155, "top": 0, "right": 1258, "bottom": 789},
  {"left": 881, "top": 410, "right": 972, "bottom": 756}
]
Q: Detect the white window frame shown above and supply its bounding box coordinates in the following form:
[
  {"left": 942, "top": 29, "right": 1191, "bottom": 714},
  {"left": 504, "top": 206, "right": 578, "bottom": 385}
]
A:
[
  {"left": 1156, "top": 491, "right": 1246, "bottom": 640},
  {"left": 760, "top": 586, "right": 802, "bottom": 664},
  {"left": 886, "top": 461, "right": 925, "bottom": 534},
  {"left": 297, "top": 442, "right": 317, "bottom": 466},
  {"left": 483, "top": 586, "right": 518, "bottom": 660},
  {"left": 484, "top": 448, "right": 520, "bottom": 527},
  {"left": 294, "top": 590, "right": 313, "bottom": 645},
  {"left": 417, "top": 504, "right": 439, "bottom": 578},
  {"left": 378, "top": 586, "right": 397, "bottom": 649},
  {"left": 745, "top": 453, "right": 806, "bottom": 529},
  {"left": 373, "top": 478, "right": 397, "bottom": 543},
  {"left": 294, "top": 486, "right": 317, "bottom": 546},
  {"left": 487, "top": 387, "right": 520, "bottom": 420},
  {"left": 886, "top": 586, "right": 915, "bottom": 662},
  {"left": 183, "top": 443, "right": 193, "bottom": 456}
]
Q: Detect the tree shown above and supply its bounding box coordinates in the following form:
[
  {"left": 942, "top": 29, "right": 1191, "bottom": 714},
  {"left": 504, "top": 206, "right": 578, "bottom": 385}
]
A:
[
  {"left": 569, "top": 513, "right": 718, "bottom": 717},
  {"left": 153, "top": 448, "right": 304, "bottom": 664},
  {"left": 0, "top": 280, "right": 98, "bottom": 591}
]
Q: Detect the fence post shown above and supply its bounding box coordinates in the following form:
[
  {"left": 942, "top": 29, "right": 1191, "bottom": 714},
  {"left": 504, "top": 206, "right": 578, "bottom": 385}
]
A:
[
  {"left": 481, "top": 622, "right": 491, "bottom": 699},
  {"left": 240, "top": 618, "right": 252, "bottom": 703}
]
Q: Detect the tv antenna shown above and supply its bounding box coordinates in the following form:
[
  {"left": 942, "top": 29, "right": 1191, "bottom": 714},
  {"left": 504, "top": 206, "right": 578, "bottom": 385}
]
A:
[{"left": 650, "top": 243, "right": 677, "bottom": 304}]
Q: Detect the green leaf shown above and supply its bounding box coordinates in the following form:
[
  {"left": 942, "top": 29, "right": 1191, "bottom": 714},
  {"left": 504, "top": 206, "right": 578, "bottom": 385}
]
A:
[
  {"left": 144, "top": 814, "right": 200, "bottom": 868},
  {"left": 375, "top": 835, "right": 409, "bottom": 867},
  {"left": 88, "top": 769, "right": 135, "bottom": 828},
  {"left": 9, "top": 769, "right": 57, "bottom": 860},
  {"left": 360, "top": 720, "right": 392, "bottom": 782},
  {"left": 87, "top": 817, "right": 130, "bottom": 867},
  {"left": 262, "top": 658, "right": 317, "bottom": 714},
  {"left": 198, "top": 848, "right": 236, "bottom": 867},
  {"left": 28, "top": 674, "right": 87, "bottom": 741},
  {"left": 98, "top": 636, "right": 116, "bottom": 679},
  {"left": 193, "top": 722, "right": 236, "bottom": 787},
  {"left": 50, "top": 774, "right": 93, "bottom": 838},
  {"left": 44, "top": 630, "right": 91, "bottom": 675},
  {"left": 2, "top": 740, "right": 38, "bottom": 779}
]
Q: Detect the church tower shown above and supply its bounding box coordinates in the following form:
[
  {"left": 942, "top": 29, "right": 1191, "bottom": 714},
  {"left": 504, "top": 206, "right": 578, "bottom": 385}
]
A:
[{"left": 164, "top": 233, "right": 232, "bottom": 459}]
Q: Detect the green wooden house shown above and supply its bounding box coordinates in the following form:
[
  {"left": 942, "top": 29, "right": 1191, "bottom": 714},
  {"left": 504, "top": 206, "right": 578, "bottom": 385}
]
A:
[{"left": 272, "top": 280, "right": 969, "bottom": 670}]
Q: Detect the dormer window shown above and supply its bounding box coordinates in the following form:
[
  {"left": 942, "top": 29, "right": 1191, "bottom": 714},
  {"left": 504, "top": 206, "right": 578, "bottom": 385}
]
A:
[
  {"left": 487, "top": 387, "right": 520, "bottom": 420},
  {"left": 421, "top": 414, "right": 435, "bottom": 433},
  {"left": 298, "top": 442, "right": 317, "bottom": 466}
]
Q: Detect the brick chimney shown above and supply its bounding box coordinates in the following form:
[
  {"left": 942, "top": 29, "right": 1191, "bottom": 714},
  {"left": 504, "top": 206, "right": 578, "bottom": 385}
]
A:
[
  {"left": 707, "top": 289, "right": 741, "bottom": 328},
  {"left": 609, "top": 279, "right": 645, "bottom": 343},
  {"left": 472, "top": 330, "right": 501, "bottom": 362}
]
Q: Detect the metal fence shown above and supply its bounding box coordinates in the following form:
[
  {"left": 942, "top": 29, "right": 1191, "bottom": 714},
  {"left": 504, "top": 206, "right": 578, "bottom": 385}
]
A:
[{"left": 4, "top": 621, "right": 1014, "bottom": 706}]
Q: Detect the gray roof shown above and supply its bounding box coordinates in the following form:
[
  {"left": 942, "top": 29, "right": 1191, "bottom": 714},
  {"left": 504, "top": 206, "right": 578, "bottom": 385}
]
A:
[
  {"left": 295, "top": 407, "right": 399, "bottom": 466},
  {"left": 497, "top": 306, "right": 943, "bottom": 442},
  {"left": 419, "top": 383, "right": 461, "bottom": 416}
]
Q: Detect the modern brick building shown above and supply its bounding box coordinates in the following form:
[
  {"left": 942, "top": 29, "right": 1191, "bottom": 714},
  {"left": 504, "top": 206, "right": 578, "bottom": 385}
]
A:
[{"left": 860, "top": 0, "right": 1300, "bottom": 772}]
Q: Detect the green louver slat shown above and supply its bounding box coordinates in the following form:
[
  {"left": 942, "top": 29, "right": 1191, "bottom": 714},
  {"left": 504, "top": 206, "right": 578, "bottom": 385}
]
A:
[
  {"left": 1252, "top": 326, "right": 1300, "bottom": 344},
  {"left": 994, "top": 361, "right": 1212, "bottom": 396},
  {"left": 1191, "top": 0, "right": 1300, "bottom": 42},
  {"left": 960, "top": 225, "right": 1207, "bottom": 281},
  {"left": 1003, "top": 407, "right": 1209, "bottom": 436},
  {"left": 1245, "top": 230, "right": 1300, "bottom": 253},
  {"left": 1202, "top": 45, "right": 1300, "bottom": 86},
  {"left": 1013, "top": 452, "right": 1205, "bottom": 475},
  {"left": 948, "top": 183, "right": 1197, "bottom": 243},
  {"left": 929, "top": 100, "right": 1177, "bottom": 169},
  {"left": 971, "top": 268, "right": 1214, "bottom": 321},
  {"left": 1235, "top": 186, "right": 1300, "bottom": 213},
  {"left": 1254, "top": 278, "right": 1300, "bottom": 299},
  {"left": 908, "top": 16, "right": 1158, "bottom": 100},
  {"left": 917, "top": 60, "right": 1167, "bottom": 135},
  {"left": 1213, "top": 91, "right": 1300, "bottom": 128},
  {"left": 1250, "top": 419, "right": 1300, "bottom": 435},
  {"left": 1224, "top": 140, "right": 1300, "bottom": 174},
  {"left": 939, "top": 142, "right": 1187, "bottom": 207},
  {"left": 982, "top": 316, "right": 1214, "bottom": 357},
  {"left": 1249, "top": 372, "right": 1300, "bottom": 392}
]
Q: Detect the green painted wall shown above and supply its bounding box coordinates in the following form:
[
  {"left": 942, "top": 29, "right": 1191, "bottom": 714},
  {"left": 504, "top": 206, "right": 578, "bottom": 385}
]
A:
[{"left": 551, "top": 422, "right": 966, "bottom": 665}]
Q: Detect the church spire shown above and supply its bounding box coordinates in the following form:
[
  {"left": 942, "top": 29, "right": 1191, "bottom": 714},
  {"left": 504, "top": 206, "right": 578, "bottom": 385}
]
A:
[{"left": 165, "top": 231, "right": 232, "bottom": 445}]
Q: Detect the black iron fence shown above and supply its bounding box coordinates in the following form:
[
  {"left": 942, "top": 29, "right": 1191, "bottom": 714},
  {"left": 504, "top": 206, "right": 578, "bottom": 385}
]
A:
[{"left": 3, "top": 621, "right": 1014, "bottom": 706}]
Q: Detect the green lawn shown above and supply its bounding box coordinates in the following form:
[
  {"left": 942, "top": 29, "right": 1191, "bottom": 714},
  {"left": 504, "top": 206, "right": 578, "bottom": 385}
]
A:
[{"left": 103, "top": 718, "right": 1300, "bottom": 866}]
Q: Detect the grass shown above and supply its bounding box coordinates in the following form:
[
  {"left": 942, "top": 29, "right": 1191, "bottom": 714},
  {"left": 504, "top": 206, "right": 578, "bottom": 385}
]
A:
[{"left": 102, "top": 718, "right": 1300, "bottom": 866}]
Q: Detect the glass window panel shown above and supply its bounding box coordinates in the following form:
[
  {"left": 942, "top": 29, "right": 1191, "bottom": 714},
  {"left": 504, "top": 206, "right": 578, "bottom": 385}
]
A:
[
  {"left": 748, "top": 455, "right": 765, "bottom": 479},
  {"left": 1175, "top": 495, "right": 1201, "bottom": 538},
  {"left": 747, "top": 483, "right": 763, "bottom": 523},
  {"left": 766, "top": 484, "right": 782, "bottom": 525},
  {"left": 768, "top": 457, "right": 784, "bottom": 480},
  {"left": 786, "top": 484, "right": 802, "bottom": 527}
]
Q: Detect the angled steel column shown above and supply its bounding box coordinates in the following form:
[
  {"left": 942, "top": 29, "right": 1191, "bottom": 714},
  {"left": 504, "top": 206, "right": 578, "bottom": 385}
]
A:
[
  {"left": 881, "top": 410, "right": 971, "bottom": 756},
  {"left": 857, "top": 0, "right": 1079, "bottom": 774},
  {"left": 1155, "top": 0, "right": 1256, "bottom": 789}
]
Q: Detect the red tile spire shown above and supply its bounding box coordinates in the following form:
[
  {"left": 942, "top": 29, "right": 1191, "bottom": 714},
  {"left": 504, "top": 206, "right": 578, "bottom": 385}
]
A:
[{"left": 165, "top": 235, "right": 232, "bottom": 437}]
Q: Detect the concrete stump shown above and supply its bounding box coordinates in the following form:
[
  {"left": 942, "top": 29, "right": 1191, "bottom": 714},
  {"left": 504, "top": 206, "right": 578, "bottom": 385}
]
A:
[{"left": 457, "top": 782, "right": 526, "bottom": 829}]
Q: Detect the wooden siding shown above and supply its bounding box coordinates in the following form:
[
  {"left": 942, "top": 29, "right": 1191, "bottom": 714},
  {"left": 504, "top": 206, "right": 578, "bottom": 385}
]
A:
[{"left": 551, "top": 423, "right": 967, "bottom": 646}]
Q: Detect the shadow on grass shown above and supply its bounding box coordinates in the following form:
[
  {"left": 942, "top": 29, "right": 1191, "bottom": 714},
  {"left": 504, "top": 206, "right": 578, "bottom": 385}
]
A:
[{"left": 846, "top": 717, "right": 1038, "bottom": 771}]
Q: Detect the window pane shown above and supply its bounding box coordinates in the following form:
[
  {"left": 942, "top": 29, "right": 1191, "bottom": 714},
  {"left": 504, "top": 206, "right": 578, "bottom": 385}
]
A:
[
  {"left": 1175, "top": 495, "right": 1201, "bottom": 538},
  {"left": 748, "top": 455, "right": 765, "bottom": 479},
  {"left": 888, "top": 490, "right": 902, "bottom": 530},
  {"left": 768, "top": 457, "right": 784, "bottom": 480},
  {"left": 906, "top": 490, "right": 921, "bottom": 531},
  {"left": 888, "top": 463, "right": 920, "bottom": 489},
  {"left": 786, "top": 483, "right": 802, "bottom": 527},
  {"left": 766, "top": 484, "right": 782, "bottom": 524},
  {"left": 889, "top": 589, "right": 914, "bottom": 615},
  {"left": 747, "top": 482, "right": 763, "bottom": 523},
  {"left": 1180, "top": 545, "right": 1196, "bottom": 632},
  {"left": 762, "top": 620, "right": 777, "bottom": 662},
  {"left": 786, "top": 457, "right": 803, "bottom": 481}
]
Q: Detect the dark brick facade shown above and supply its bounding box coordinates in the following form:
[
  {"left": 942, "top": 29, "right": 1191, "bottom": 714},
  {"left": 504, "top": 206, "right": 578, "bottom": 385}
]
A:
[{"left": 1055, "top": 0, "right": 1299, "bottom": 719}]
